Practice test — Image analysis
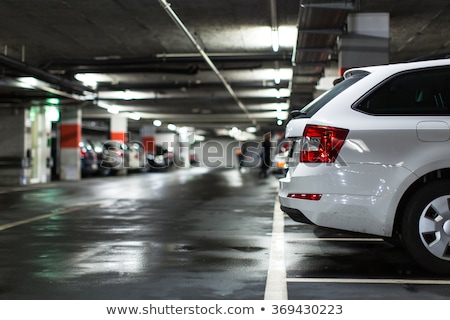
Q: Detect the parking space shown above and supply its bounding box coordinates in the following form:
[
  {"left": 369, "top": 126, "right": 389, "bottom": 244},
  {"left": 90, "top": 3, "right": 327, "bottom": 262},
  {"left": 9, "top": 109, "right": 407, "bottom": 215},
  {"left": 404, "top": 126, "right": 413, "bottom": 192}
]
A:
[
  {"left": 0, "top": 168, "right": 449, "bottom": 300},
  {"left": 272, "top": 197, "right": 450, "bottom": 299}
]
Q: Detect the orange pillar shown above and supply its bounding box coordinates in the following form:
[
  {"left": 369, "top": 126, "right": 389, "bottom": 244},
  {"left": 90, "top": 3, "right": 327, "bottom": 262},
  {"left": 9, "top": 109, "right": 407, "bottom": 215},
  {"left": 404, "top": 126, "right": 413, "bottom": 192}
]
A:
[
  {"left": 110, "top": 114, "right": 128, "bottom": 143},
  {"left": 60, "top": 108, "right": 81, "bottom": 180},
  {"left": 140, "top": 125, "right": 155, "bottom": 154},
  {"left": 109, "top": 114, "right": 128, "bottom": 175}
]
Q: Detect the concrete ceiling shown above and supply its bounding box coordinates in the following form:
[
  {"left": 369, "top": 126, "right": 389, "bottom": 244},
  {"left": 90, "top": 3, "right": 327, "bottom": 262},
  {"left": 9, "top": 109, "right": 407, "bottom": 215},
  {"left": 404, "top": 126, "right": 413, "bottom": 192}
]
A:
[{"left": 0, "top": 0, "right": 448, "bottom": 138}]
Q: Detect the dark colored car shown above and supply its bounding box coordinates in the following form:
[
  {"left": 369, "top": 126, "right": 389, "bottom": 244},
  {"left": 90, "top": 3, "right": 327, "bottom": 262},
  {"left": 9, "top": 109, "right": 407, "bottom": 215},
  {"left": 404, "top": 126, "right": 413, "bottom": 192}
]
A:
[
  {"left": 147, "top": 145, "right": 172, "bottom": 171},
  {"left": 89, "top": 140, "right": 128, "bottom": 176},
  {"left": 80, "top": 139, "right": 98, "bottom": 177}
]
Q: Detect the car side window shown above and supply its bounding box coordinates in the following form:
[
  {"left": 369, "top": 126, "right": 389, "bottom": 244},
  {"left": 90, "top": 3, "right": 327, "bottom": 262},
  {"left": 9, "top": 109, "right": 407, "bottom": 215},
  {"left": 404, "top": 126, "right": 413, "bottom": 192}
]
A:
[{"left": 355, "top": 66, "right": 450, "bottom": 115}]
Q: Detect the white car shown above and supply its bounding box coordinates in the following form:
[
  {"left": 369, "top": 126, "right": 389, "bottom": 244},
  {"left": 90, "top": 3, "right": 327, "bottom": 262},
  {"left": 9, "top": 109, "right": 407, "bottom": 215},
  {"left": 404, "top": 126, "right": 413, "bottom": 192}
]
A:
[
  {"left": 279, "top": 58, "right": 450, "bottom": 274},
  {"left": 127, "top": 142, "right": 148, "bottom": 172}
]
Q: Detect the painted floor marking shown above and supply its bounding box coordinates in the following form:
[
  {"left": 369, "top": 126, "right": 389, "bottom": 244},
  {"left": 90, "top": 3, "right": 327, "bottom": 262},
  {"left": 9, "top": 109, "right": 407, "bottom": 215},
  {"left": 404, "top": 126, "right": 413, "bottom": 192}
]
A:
[
  {"left": 264, "top": 195, "right": 288, "bottom": 300},
  {"left": 287, "top": 237, "right": 384, "bottom": 242},
  {"left": 0, "top": 207, "right": 82, "bottom": 231},
  {"left": 0, "top": 200, "right": 111, "bottom": 231},
  {"left": 286, "top": 231, "right": 449, "bottom": 286},
  {"left": 287, "top": 277, "right": 450, "bottom": 285}
]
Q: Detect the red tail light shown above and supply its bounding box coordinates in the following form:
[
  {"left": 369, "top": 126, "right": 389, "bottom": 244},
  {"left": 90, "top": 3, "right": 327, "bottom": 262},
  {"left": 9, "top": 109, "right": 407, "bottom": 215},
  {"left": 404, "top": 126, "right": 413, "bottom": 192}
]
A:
[
  {"left": 300, "top": 125, "right": 349, "bottom": 163},
  {"left": 288, "top": 193, "right": 322, "bottom": 201}
]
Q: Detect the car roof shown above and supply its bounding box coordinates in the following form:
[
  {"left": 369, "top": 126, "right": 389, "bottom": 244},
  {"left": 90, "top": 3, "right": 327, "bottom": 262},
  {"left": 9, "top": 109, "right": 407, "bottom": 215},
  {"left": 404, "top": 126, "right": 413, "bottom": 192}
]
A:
[{"left": 344, "top": 58, "right": 450, "bottom": 79}]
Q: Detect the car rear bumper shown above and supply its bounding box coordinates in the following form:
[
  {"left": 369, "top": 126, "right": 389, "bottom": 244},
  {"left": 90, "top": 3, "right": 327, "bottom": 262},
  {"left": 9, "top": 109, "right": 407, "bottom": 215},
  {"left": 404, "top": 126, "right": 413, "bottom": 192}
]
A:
[
  {"left": 280, "top": 205, "right": 314, "bottom": 225},
  {"left": 278, "top": 162, "right": 414, "bottom": 237}
]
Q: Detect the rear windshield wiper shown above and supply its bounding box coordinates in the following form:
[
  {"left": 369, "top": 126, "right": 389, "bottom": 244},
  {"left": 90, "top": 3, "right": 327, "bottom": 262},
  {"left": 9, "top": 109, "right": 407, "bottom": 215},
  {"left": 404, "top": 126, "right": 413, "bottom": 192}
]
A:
[{"left": 290, "top": 110, "right": 308, "bottom": 118}]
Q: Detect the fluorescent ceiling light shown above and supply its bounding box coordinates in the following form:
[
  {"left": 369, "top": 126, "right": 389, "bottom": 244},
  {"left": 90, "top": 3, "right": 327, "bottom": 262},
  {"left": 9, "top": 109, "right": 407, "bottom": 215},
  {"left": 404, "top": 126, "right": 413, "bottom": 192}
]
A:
[
  {"left": 107, "top": 106, "right": 119, "bottom": 114},
  {"left": 274, "top": 69, "right": 281, "bottom": 84},
  {"left": 127, "top": 112, "right": 141, "bottom": 120},
  {"left": 272, "top": 29, "right": 279, "bottom": 52},
  {"left": 74, "top": 73, "right": 98, "bottom": 89}
]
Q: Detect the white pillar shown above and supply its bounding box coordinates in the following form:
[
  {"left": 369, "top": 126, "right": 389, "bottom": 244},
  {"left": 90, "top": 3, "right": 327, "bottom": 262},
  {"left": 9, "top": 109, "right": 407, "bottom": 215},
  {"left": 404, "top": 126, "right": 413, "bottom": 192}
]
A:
[
  {"left": 109, "top": 114, "right": 128, "bottom": 175},
  {"left": 110, "top": 114, "right": 128, "bottom": 143},
  {"left": 30, "top": 107, "right": 52, "bottom": 184},
  {"left": 338, "top": 13, "right": 390, "bottom": 76},
  {"left": 178, "top": 127, "right": 195, "bottom": 168}
]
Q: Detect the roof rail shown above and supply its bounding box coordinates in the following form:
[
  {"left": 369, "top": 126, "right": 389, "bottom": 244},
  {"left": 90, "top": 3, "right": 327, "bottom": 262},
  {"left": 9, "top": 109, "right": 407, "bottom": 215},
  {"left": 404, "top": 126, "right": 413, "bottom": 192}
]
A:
[{"left": 407, "top": 52, "right": 450, "bottom": 62}]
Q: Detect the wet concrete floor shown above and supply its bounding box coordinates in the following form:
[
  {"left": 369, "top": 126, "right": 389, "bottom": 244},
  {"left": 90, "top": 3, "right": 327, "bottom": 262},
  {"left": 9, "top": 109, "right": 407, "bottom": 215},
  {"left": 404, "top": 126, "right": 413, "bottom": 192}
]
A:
[{"left": 0, "top": 167, "right": 449, "bottom": 300}]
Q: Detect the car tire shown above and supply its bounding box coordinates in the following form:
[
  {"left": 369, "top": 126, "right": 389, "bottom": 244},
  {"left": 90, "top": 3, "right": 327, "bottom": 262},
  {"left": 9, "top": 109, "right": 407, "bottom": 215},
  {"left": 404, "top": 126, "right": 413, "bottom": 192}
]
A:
[
  {"left": 98, "top": 166, "right": 112, "bottom": 177},
  {"left": 402, "top": 179, "right": 450, "bottom": 274}
]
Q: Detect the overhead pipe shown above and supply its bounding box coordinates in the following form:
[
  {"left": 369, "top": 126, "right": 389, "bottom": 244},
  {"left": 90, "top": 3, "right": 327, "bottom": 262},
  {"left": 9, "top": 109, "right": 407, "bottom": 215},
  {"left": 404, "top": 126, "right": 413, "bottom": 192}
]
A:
[
  {"left": 0, "top": 53, "right": 96, "bottom": 97},
  {"left": 42, "top": 53, "right": 292, "bottom": 76},
  {"left": 157, "top": 0, "right": 255, "bottom": 125},
  {"left": 43, "top": 52, "right": 291, "bottom": 70}
]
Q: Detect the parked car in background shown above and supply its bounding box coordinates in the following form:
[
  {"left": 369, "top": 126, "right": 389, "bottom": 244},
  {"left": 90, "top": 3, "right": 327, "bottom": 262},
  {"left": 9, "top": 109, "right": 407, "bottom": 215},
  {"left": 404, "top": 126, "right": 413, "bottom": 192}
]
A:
[
  {"left": 127, "top": 142, "right": 148, "bottom": 173},
  {"left": 272, "top": 140, "right": 291, "bottom": 175},
  {"left": 89, "top": 140, "right": 127, "bottom": 176},
  {"left": 279, "top": 58, "right": 450, "bottom": 274},
  {"left": 147, "top": 145, "right": 173, "bottom": 171},
  {"left": 79, "top": 139, "right": 98, "bottom": 177}
]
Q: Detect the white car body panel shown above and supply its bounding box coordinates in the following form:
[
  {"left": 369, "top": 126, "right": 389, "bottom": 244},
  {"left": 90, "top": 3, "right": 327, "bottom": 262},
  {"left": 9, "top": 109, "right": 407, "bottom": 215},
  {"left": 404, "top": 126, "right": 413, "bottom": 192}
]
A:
[{"left": 279, "top": 58, "right": 450, "bottom": 237}]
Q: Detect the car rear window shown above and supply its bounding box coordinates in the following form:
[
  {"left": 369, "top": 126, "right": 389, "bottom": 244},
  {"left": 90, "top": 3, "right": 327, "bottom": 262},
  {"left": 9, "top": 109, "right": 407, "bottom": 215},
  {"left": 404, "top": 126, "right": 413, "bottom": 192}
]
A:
[
  {"left": 354, "top": 66, "right": 450, "bottom": 115},
  {"left": 297, "top": 72, "right": 369, "bottom": 117}
]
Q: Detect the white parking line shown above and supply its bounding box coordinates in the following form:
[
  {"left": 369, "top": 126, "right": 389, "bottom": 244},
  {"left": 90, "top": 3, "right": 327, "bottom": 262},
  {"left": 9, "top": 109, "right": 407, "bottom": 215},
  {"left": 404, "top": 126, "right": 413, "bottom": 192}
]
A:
[
  {"left": 0, "top": 207, "right": 82, "bottom": 231},
  {"left": 0, "top": 200, "right": 111, "bottom": 231},
  {"left": 287, "top": 237, "right": 384, "bottom": 242},
  {"left": 267, "top": 200, "right": 449, "bottom": 294},
  {"left": 264, "top": 195, "right": 288, "bottom": 300},
  {"left": 0, "top": 184, "right": 58, "bottom": 195},
  {"left": 287, "top": 277, "right": 450, "bottom": 285},
  {"left": 285, "top": 227, "right": 450, "bottom": 286}
]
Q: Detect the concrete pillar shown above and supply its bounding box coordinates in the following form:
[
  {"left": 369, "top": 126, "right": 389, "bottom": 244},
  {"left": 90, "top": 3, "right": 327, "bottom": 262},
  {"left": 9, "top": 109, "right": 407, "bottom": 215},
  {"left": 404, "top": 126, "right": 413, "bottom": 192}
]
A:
[
  {"left": 338, "top": 12, "right": 390, "bottom": 76},
  {"left": 60, "top": 108, "right": 81, "bottom": 181},
  {"left": 178, "top": 127, "right": 195, "bottom": 168},
  {"left": 110, "top": 114, "right": 128, "bottom": 143},
  {"left": 30, "top": 107, "right": 52, "bottom": 184},
  {"left": 109, "top": 114, "right": 128, "bottom": 175},
  {"left": 140, "top": 125, "right": 155, "bottom": 154},
  {"left": 0, "top": 108, "right": 31, "bottom": 185}
]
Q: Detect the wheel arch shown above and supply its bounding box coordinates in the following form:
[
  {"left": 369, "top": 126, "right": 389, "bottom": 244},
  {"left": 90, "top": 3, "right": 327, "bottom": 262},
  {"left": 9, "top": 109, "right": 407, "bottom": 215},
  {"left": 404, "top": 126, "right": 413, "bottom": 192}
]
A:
[{"left": 393, "top": 168, "right": 450, "bottom": 239}]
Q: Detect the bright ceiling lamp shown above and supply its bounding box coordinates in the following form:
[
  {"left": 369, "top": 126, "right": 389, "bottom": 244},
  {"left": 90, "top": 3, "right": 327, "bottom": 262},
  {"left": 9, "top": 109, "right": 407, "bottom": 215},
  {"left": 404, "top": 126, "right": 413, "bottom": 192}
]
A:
[
  {"left": 18, "top": 76, "right": 39, "bottom": 87},
  {"left": 153, "top": 119, "right": 162, "bottom": 127},
  {"left": 270, "top": 0, "right": 278, "bottom": 52},
  {"left": 194, "top": 135, "right": 205, "bottom": 142},
  {"left": 230, "top": 128, "right": 255, "bottom": 141},
  {"left": 127, "top": 112, "right": 141, "bottom": 120},
  {"left": 74, "top": 73, "right": 98, "bottom": 89},
  {"left": 107, "top": 106, "right": 119, "bottom": 114},
  {"left": 272, "top": 29, "right": 279, "bottom": 52},
  {"left": 278, "top": 26, "right": 298, "bottom": 48},
  {"left": 274, "top": 68, "right": 281, "bottom": 84},
  {"left": 45, "top": 106, "right": 60, "bottom": 122},
  {"left": 122, "top": 90, "right": 134, "bottom": 100},
  {"left": 96, "top": 101, "right": 120, "bottom": 114},
  {"left": 96, "top": 101, "right": 109, "bottom": 109}
]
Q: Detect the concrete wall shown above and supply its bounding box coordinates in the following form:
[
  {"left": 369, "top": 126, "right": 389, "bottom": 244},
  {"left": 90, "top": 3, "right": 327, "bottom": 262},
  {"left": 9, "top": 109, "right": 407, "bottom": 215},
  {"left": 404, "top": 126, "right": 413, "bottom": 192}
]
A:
[{"left": 0, "top": 108, "right": 31, "bottom": 185}]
